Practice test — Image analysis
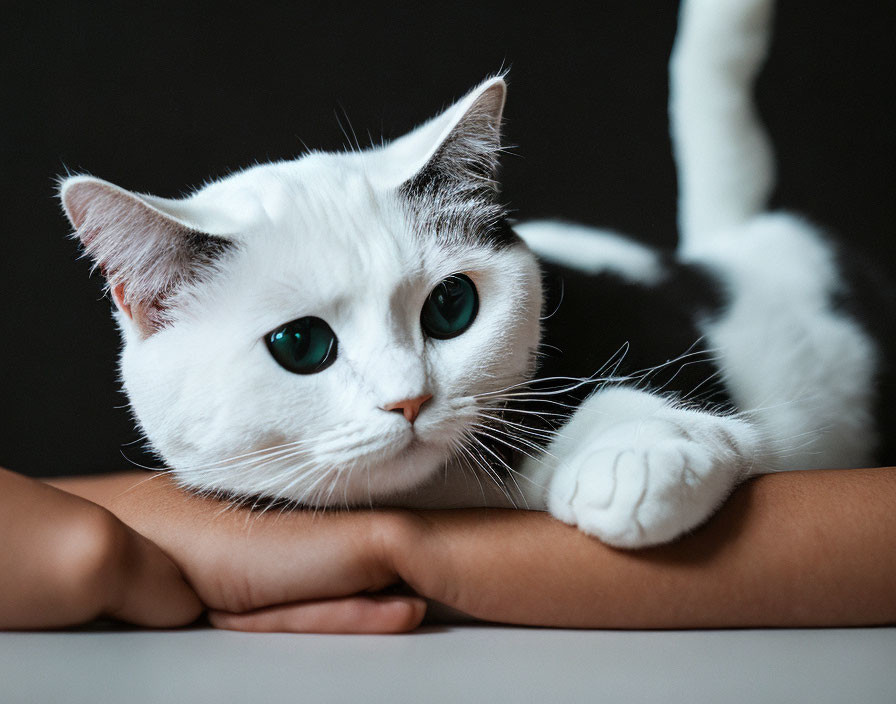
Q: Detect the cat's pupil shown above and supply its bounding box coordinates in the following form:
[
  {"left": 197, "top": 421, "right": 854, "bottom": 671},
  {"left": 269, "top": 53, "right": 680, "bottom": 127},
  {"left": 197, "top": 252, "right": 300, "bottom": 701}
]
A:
[
  {"left": 421, "top": 274, "right": 479, "bottom": 339},
  {"left": 265, "top": 316, "right": 337, "bottom": 375}
]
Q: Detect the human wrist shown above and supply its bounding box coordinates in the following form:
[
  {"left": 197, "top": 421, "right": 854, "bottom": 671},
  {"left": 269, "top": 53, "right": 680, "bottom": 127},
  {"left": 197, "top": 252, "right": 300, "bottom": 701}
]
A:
[{"left": 374, "top": 509, "right": 438, "bottom": 597}]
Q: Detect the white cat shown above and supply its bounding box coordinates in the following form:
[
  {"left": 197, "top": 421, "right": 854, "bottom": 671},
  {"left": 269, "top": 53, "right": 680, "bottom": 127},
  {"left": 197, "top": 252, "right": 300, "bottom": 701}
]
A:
[{"left": 60, "top": 0, "right": 894, "bottom": 547}]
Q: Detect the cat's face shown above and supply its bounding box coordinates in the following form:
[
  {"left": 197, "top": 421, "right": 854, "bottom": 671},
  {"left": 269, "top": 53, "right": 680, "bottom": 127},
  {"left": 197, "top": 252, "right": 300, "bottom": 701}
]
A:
[{"left": 61, "top": 78, "right": 543, "bottom": 504}]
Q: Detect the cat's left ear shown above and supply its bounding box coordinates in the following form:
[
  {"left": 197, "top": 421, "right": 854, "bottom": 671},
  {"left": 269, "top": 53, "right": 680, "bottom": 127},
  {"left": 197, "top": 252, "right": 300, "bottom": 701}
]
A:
[
  {"left": 375, "top": 76, "right": 506, "bottom": 193},
  {"left": 59, "top": 175, "right": 234, "bottom": 337}
]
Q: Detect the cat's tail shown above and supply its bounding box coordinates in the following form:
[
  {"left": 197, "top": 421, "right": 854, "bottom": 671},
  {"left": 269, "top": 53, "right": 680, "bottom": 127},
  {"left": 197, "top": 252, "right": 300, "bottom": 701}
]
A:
[{"left": 669, "top": 0, "right": 776, "bottom": 256}]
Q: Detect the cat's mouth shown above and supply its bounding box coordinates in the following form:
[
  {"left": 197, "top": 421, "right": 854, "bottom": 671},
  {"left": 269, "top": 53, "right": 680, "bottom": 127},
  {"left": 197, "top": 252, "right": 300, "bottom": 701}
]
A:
[{"left": 391, "top": 433, "right": 427, "bottom": 459}]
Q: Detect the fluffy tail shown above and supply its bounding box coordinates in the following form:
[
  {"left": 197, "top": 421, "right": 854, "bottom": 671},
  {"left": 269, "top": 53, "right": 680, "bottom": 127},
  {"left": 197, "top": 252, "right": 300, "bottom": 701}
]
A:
[{"left": 670, "top": 0, "right": 776, "bottom": 255}]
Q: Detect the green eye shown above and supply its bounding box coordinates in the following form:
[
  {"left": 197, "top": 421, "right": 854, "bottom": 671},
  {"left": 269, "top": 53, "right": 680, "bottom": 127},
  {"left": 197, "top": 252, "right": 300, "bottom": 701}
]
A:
[
  {"left": 421, "top": 274, "right": 479, "bottom": 340},
  {"left": 265, "top": 316, "right": 337, "bottom": 375}
]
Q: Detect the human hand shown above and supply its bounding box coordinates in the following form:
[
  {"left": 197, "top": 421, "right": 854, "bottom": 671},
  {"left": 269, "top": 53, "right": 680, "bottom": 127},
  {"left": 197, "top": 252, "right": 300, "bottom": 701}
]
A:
[
  {"left": 0, "top": 467, "right": 201, "bottom": 629},
  {"left": 95, "top": 473, "right": 427, "bottom": 633}
]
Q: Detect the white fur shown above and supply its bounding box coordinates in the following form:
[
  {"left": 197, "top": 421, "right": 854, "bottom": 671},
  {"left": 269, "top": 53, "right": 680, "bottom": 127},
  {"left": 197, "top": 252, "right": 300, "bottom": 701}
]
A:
[
  {"left": 516, "top": 0, "right": 880, "bottom": 546},
  {"left": 670, "top": 0, "right": 876, "bottom": 472},
  {"left": 516, "top": 221, "right": 666, "bottom": 285},
  {"left": 695, "top": 213, "right": 878, "bottom": 470},
  {"left": 670, "top": 0, "right": 776, "bottom": 254},
  {"left": 517, "top": 210, "right": 878, "bottom": 545},
  {"left": 61, "top": 0, "right": 882, "bottom": 548},
  {"left": 520, "top": 387, "right": 759, "bottom": 548},
  {"left": 63, "top": 79, "right": 543, "bottom": 507}
]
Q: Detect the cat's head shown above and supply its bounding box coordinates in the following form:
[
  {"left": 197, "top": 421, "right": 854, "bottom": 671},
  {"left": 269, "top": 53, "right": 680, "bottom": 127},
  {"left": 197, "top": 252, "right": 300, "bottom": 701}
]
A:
[{"left": 60, "top": 77, "right": 542, "bottom": 505}]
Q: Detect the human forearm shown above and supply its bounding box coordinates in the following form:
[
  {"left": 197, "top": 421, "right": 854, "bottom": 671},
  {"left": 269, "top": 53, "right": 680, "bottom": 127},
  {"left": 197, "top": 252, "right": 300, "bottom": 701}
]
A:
[
  {"left": 1, "top": 468, "right": 201, "bottom": 629},
  {"left": 396, "top": 468, "right": 896, "bottom": 628},
  {"left": 48, "top": 466, "right": 896, "bottom": 631}
]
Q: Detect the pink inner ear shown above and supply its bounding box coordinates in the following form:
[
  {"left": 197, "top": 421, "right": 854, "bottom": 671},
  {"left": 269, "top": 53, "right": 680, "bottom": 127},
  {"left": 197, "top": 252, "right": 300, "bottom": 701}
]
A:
[{"left": 111, "top": 283, "right": 133, "bottom": 319}]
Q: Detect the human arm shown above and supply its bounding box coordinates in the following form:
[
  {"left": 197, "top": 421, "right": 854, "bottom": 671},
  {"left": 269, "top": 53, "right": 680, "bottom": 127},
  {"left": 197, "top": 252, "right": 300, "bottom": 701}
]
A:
[
  {"left": 52, "top": 466, "right": 896, "bottom": 631},
  {"left": 396, "top": 466, "right": 896, "bottom": 628},
  {"left": 47, "top": 472, "right": 427, "bottom": 633},
  {"left": 0, "top": 467, "right": 202, "bottom": 629}
]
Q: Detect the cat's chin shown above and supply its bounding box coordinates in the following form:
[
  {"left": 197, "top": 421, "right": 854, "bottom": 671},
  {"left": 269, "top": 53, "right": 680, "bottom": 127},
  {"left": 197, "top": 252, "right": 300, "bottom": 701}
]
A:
[
  {"left": 324, "top": 424, "right": 472, "bottom": 505},
  {"left": 165, "top": 428, "right": 455, "bottom": 508},
  {"left": 336, "top": 438, "right": 449, "bottom": 506}
]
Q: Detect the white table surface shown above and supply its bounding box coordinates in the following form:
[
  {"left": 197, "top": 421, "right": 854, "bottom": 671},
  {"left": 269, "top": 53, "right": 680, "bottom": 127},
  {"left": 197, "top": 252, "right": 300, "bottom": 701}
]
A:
[{"left": 2, "top": 625, "right": 894, "bottom": 703}]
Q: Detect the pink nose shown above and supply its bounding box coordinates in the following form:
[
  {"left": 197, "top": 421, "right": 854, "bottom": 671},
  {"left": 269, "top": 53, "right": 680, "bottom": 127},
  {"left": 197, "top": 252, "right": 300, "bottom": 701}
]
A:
[{"left": 382, "top": 394, "right": 432, "bottom": 424}]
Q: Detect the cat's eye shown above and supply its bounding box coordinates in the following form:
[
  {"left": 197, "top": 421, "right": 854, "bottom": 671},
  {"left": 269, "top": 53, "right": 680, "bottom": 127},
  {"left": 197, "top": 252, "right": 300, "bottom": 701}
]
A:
[
  {"left": 265, "top": 316, "right": 338, "bottom": 375},
  {"left": 421, "top": 274, "right": 479, "bottom": 340}
]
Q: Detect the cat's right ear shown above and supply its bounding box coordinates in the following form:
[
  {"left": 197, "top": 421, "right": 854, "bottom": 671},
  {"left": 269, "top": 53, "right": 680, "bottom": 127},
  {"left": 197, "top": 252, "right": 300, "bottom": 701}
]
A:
[
  {"left": 373, "top": 76, "right": 507, "bottom": 194},
  {"left": 59, "top": 175, "right": 234, "bottom": 337}
]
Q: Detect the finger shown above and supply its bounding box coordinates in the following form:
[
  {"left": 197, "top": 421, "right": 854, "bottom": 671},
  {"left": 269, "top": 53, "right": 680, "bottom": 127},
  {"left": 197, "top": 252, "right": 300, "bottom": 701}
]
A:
[
  {"left": 208, "top": 595, "right": 427, "bottom": 634},
  {"left": 109, "top": 528, "right": 204, "bottom": 627}
]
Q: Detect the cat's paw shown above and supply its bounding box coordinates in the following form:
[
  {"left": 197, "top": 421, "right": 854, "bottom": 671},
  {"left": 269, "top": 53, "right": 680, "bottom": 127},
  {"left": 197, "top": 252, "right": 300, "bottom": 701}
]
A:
[{"left": 547, "top": 408, "right": 757, "bottom": 548}]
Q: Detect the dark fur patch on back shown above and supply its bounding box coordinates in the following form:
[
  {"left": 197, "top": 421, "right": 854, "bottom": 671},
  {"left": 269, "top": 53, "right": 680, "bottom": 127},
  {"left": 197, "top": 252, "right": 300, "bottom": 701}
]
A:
[
  {"left": 483, "top": 255, "right": 734, "bottom": 477},
  {"left": 535, "top": 257, "right": 732, "bottom": 407}
]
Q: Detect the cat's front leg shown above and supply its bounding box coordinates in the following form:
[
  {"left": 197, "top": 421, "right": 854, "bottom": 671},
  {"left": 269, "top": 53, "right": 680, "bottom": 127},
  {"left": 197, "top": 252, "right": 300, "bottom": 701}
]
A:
[{"left": 521, "top": 387, "right": 762, "bottom": 548}]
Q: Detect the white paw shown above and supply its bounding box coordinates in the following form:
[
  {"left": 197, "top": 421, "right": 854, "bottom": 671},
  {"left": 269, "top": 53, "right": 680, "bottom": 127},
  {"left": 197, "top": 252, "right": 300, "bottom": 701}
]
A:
[{"left": 547, "top": 408, "right": 756, "bottom": 548}]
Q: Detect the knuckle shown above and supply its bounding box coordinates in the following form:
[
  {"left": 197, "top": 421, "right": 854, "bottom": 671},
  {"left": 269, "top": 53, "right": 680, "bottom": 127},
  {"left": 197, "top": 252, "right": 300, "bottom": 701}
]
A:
[
  {"left": 392, "top": 600, "right": 425, "bottom": 632},
  {"left": 371, "top": 598, "right": 422, "bottom": 633}
]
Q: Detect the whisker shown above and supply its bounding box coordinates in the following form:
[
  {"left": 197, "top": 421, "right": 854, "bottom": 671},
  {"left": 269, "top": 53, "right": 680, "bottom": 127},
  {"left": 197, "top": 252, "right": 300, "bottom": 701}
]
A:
[
  {"left": 450, "top": 439, "right": 489, "bottom": 503},
  {"left": 457, "top": 436, "right": 516, "bottom": 506},
  {"left": 469, "top": 422, "right": 553, "bottom": 463},
  {"left": 465, "top": 433, "right": 533, "bottom": 507},
  {"left": 477, "top": 395, "right": 584, "bottom": 410},
  {"left": 478, "top": 406, "right": 570, "bottom": 420},
  {"left": 476, "top": 413, "right": 564, "bottom": 441}
]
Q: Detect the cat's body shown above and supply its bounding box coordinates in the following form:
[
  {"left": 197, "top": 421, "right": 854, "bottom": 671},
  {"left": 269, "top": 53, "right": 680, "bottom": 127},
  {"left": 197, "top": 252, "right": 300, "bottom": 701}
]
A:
[
  {"left": 62, "top": 0, "right": 895, "bottom": 547},
  {"left": 514, "top": 214, "right": 891, "bottom": 544}
]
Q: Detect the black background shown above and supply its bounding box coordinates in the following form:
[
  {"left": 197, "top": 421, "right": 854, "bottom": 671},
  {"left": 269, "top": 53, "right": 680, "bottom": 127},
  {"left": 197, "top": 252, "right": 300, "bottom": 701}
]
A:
[{"left": 2, "top": 2, "right": 893, "bottom": 477}]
